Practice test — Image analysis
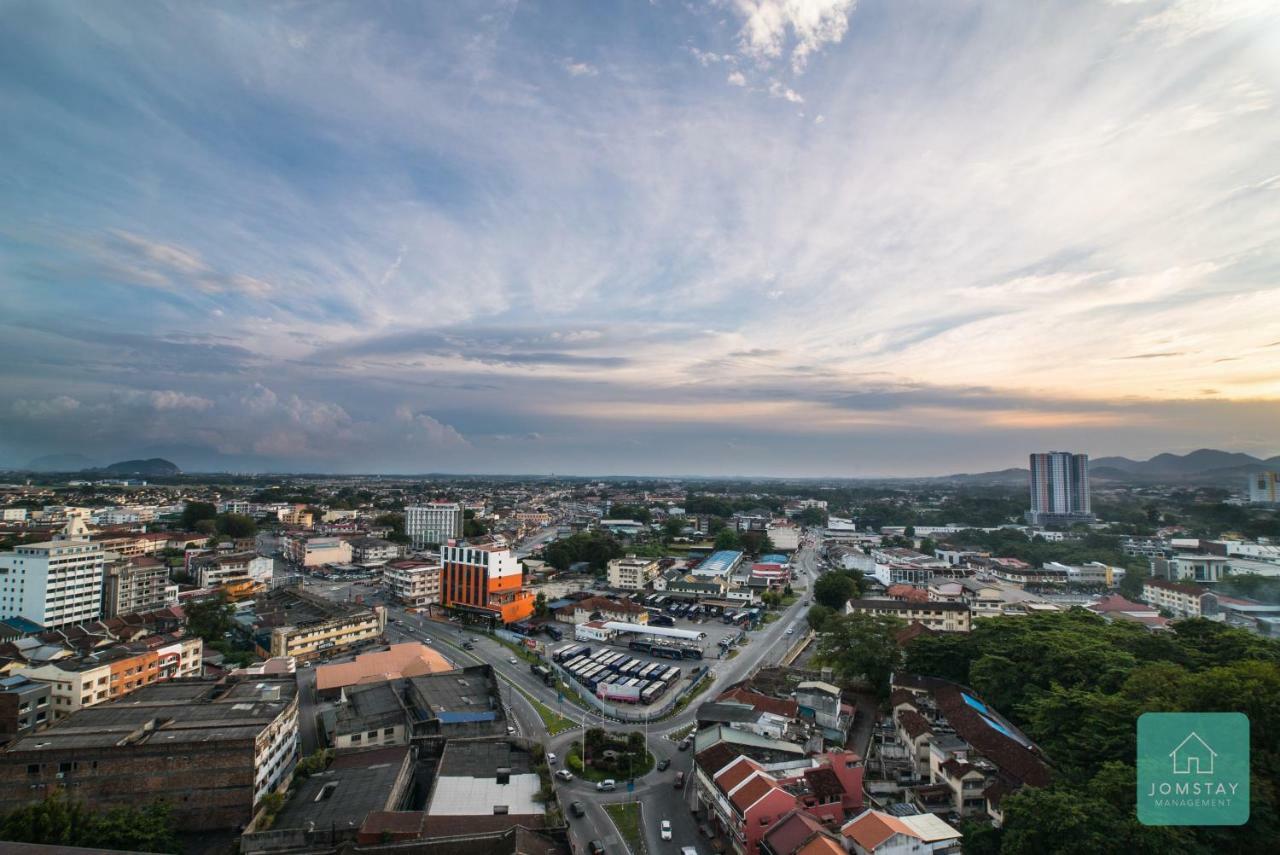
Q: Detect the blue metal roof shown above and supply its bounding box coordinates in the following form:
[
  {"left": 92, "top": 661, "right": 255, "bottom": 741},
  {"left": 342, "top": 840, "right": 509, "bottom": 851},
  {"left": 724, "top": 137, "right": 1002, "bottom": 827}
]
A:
[{"left": 700, "top": 550, "right": 744, "bottom": 574}]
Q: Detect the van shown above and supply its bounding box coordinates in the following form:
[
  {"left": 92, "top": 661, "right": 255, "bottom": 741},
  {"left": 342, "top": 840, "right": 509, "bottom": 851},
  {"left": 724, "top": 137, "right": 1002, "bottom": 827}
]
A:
[{"left": 674, "top": 771, "right": 685, "bottom": 789}]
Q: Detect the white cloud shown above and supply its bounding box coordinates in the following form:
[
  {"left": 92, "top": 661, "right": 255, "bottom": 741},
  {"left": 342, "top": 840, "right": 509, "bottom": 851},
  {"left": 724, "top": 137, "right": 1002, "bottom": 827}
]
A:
[
  {"left": 727, "top": 70, "right": 747, "bottom": 86},
  {"left": 768, "top": 80, "right": 804, "bottom": 102},
  {"left": 562, "top": 58, "right": 598, "bottom": 77},
  {"left": 12, "top": 396, "right": 82, "bottom": 419},
  {"left": 732, "top": 0, "right": 858, "bottom": 72}
]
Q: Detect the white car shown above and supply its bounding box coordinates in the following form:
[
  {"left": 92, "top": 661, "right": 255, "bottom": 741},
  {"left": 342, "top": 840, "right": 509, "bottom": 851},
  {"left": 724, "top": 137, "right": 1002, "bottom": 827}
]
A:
[
  {"left": 509, "top": 657, "right": 519, "bottom": 665},
  {"left": 555, "top": 769, "right": 573, "bottom": 781},
  {"left": 597, "top": 779, "right": 616, "bottom": 792},
  {"left": 660, "top": 820, "right": 672, "bottom": 841},
  {"left": 547, "top": 752, "right": 557, "bottom": 764}
]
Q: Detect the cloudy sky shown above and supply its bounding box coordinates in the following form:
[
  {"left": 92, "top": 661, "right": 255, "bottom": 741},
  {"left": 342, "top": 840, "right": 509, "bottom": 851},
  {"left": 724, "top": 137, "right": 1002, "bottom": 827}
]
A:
[{"left": 3, "top": 0, "right": 1279, "bottom": 476}]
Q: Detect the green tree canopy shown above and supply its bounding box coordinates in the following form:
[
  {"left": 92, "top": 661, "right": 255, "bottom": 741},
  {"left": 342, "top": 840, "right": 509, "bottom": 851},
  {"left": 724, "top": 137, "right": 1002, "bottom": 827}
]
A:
[
  {"left": 816, "top": 611, "right": 905, "bottom": 698},
  {"left": 180, "top": 500, "right": 217, "bottom": 529}
]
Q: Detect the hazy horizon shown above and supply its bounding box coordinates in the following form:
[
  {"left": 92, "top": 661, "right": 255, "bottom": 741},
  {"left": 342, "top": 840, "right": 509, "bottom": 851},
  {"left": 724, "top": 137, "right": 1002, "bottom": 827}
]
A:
[{"left": 4, "top": 2, "right": 1279, "bottom": 477}]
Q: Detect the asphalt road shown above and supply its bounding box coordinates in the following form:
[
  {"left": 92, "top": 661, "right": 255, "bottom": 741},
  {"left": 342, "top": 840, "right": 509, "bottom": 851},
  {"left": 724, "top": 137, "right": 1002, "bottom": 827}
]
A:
[{"left": 306, "top": 534, "right": 827, "bottom": 854}]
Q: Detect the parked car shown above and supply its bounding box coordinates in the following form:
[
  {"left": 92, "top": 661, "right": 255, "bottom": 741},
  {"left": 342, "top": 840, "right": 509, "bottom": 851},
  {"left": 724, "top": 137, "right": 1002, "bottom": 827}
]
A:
[
  {"left": 657, "top": 757, "right": 670, "bottom": 771},
  {"left": 597, "top": 779, "right": 616, "bottom": 792},
  {"left": 571, "top": 801, "right": 586, "bottom": 817},
  {"left": 678, "top": 737, "right": 692, "bottom": 751},
  {"left": 555, "top": 769, "right": 573, "bottom": 781},
  {"left": 660, "top": 820, "right": 672, "bottom": 841}
]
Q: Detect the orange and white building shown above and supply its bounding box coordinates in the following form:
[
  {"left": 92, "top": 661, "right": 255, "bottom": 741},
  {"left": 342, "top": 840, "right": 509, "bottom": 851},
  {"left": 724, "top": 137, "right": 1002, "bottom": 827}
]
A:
[{"left": 439, "top": 541, "right": 533, "bottom": 624}]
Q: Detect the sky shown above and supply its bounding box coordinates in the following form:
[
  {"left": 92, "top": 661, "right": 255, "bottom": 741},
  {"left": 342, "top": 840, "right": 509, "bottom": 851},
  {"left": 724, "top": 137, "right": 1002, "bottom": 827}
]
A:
[{"left": 2, "top": 0, "right": 1279, "bottom": 477}]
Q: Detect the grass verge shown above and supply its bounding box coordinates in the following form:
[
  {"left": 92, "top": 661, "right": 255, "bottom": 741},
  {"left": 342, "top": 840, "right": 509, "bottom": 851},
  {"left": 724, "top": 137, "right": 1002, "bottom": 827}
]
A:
[
  {"left": 511, "top": 683, "right": 578, "bottom": 735},
  {"left": 604, "top": 802, "right": 647, "bottom": 855},
  {"left": 669, "top": 674, "right": 714, "bottom": 717}
]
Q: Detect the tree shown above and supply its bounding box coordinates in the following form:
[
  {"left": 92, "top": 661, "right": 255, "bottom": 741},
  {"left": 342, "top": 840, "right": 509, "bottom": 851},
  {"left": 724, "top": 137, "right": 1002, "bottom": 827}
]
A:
[
  {"left": 740, "top": 530, "right": 775, "bottom": 556},
  {"left": 806, "top": 604, "right": 835, "bottom": 632},
  {"left": 184, "top": 593, "right": 236, "bottom": 642},
  {"left": 216, "top": 512, "right": 257, "bottom": 538},
  {"left": 193, "top": 518, "right": 217, "bottom": 536},
  {"left": 180, "top": 501, "right": 217, "bottom": 529},
  {"left": 662, "top": 518, "right": 685, "bottom": 539},
  {"left": 714, "top": 528, "right": 742, "bottom": 551},
  {"left": 534, "top": 591, "right": 550, "bottom": 618},
  {"left": 0, "top": 793, "right": 178, "bottom": 854},
  {"left": 464, "top": 517, "right": 489, "bottom": 538},
  {"left": 813, "top": 572, "right": 856, "bottom": 610},
  {"left": 609, "top": 504, "right": 652, "bottom": 524},
  {"left": 796, "top": 506, "right": 828, "bottom": 527},
  {"left": 816, "top": 612, "right": 905, "bottom": 697}
]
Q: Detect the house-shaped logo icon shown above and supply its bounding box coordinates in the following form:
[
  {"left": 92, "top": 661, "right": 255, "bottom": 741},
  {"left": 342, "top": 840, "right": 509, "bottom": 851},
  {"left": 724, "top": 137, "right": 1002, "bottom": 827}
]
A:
[{"left": 1170, "top": 731, "right": 1217, "bottom": 775}]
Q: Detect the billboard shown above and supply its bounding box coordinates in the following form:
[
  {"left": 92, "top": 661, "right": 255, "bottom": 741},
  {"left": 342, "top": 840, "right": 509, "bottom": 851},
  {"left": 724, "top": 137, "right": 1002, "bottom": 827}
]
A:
[{"left": 597, "top": 682, "right": 641, "bottom": 702}]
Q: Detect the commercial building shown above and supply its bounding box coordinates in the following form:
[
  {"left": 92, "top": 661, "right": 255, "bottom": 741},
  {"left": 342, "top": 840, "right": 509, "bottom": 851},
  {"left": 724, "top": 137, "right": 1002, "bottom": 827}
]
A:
[
  {"left": 102, "top": 556, "right": 178, "bottom": 618},
  {"left": 314, "top": 642, "right": 452, "bottom": 700},
  {"left": 0, "top": 675, "right": 51, "bottom": 745},
  {"left": 1142, "top": 578, "right": 1217, "bottom": 619},
  {"left": 695, "top": 550, "right": 745, "bottom": 578},
  {"left": 283, "top": 536, "right": 352, "bottom": 568},
  {"left": 0, "top": 677, "right": 299, "bottom": 830},
  {"left": 1026, "top": 451, "right": 1093, "bottom": 526},
  {"left": 424, "top": 738, "right": 547, "bottom": 837},
  {"left": 1152, "top": 553, "right": 1229, "bottom": 585},
  {"left": 1248, "top": 471, "right": 1280, "bottom": 505},
  {"left": 330, "top": 665, "right": 508, "bottom": 749},
  {"left": 607, "top": 555, "right": 661, "bottom": 590},
  {"left": 17, "top": 635, "right": 203, "bottom": 718},
  {"left": 568, "top": 596, "right": 649, "bottom": 626},
  {"left": 845, "top": 599, "right": 972, "bottom": 633},
  {"left": 383, "top": 559, "right": 443, "bottom": 607},
  {"left": 693, "top": 749, "right": 865, "bottom": 855},
  {"left": 439, "top": 542, "right": 534, "bottom": 624},
  {"left": 192, "top": 551, "right": 273, "bottom": 588},
  {"left": 350, "top": 537, "right": 401, "bottom": 566},
  {"left": 841, "top": 809, "right": 961, "bottom": 855},
  {"left": 0, "top": 539, "right": 105, "bottom": 629},
  {"left": 246, "top": 588, "right": 386, "bottom": 662},
  {"left": 405, "top": 503, "right": 464, "bottom": 548}
]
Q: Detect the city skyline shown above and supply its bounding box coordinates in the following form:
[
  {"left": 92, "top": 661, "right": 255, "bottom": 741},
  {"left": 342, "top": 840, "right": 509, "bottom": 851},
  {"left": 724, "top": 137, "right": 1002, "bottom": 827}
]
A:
[{"left": 4, "top": 1, "right": 1280, "bottom": 477}]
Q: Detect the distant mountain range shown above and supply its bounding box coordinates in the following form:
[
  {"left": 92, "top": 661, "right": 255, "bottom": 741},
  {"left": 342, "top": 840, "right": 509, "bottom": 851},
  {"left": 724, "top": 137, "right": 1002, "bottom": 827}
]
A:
[
  {"left": 21, "top": 456, "right": 181, "bottom": 477},
  {"left": 936, "top": 449, "right": 1280, "bottom": 486}
]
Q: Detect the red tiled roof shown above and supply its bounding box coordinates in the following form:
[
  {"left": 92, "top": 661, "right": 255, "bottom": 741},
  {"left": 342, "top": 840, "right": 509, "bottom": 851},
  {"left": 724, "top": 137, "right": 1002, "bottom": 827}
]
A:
[
  {"left": 762, "top": 809, "right": 826, "bottom": 855},
  {"left": 730, "top": 773, "right": 778, "bottom": 814},
  {"left": 842, "top": 811, "right": 914, "bottom": 850},
  {"left": 898, "top": 709, "right": 932, "bottom": 740},
  {"left": 714, "top": 755, "right": 762, "bottom": 794},
  {"left": 887, "top": 585, "right": 929, "bottom": 602}
]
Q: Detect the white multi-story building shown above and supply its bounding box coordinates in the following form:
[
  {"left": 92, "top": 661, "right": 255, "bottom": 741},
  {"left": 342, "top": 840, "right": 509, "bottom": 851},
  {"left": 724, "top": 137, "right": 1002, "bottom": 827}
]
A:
[
  {"left": 282, "top": 535, "right": 352, "bottom": 568},
  {"left": 0, "top": 539, "right": 104, "bottom": 629},
  {"left": 607, "top": 556, "right": 660, "bottom": 590},
  {"left": 192, "top": 551, "right": 274, "bottom": 588},
  {"left": 2, "top": 508, "right": 29, "bottom": 522},
  {"left": 405, "top": 503, "right": 463, "bottom": 548},
  {"left": 382, "top": 560, "right": 442, "bottom": 607}
]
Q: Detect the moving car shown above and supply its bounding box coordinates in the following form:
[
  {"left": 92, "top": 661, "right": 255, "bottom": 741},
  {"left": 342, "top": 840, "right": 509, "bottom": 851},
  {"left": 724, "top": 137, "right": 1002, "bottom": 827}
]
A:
[
  {"left": 677, "top": 737, "right": 692, "bottom": 751},
  {"left": 555, "top": 769, "right": 573, "bottom": 781},
  {"left": 660, "top": 820, "right": 672, "bottom": 841},
  {"left": 657, "top": 757, "right": 670, "bottom": 771},
  {"left": 597, "top": 779, "right": 616, "bottom": 791},
  {"left": 571, "top": 801, "right": 586, "bottom": 817},
  {"left": 509, "top": 657, "right": 519, "bottom": 664},
  {"left": 674, "top": 771, "right": 685, "bottom": 789},
  {"left": 588, "top": 842, "right": 606, "bottom": 855},
  {"left": 547, "top": 752, "right": 557, "bottom": 764}
]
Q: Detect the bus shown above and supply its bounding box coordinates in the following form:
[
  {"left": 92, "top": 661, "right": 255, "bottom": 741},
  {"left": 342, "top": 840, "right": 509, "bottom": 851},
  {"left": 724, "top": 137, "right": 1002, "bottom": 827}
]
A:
[
  {"left": 722, "top": 610, "right": 739, "bottom": 624},
  {"left": 637, "top": 663, "right": 660, "bottom": 681},
  {"left": 661, "top": 665, "right": 682, "bottom": 683},
  {"left": 640, "top": 682, "right": 664, "bottom": 704},
  {"left": 556, "top": 644, "right": 590, "bottom": 663},
  {"left": 680, "top": 646, "right": 703, "bottom": 660},
  {"left": 530, "top": 664, "right": 555, "bottom": 686}
]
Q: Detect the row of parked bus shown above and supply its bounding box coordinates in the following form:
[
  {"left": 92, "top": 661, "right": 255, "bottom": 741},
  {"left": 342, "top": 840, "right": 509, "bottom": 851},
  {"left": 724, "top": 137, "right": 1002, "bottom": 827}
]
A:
[
  {"left": 627, "top": 638, "right": 703, "bottom": 660},
  {"left": 552, "top": 643, "right": 683, "bottom": 705}
]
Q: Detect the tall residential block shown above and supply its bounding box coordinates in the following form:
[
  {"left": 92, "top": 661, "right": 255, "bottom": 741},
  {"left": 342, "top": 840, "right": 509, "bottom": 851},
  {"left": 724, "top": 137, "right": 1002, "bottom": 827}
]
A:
[
  {"left": 1026, "top": 451, "right": 1093, "bottom": 526},
  {"left": 405, "top": 503, "right": 464, "bottom": 548},
  {"left": 1248, "top": 471, "right": 1280, "bottom": 505},
  {"left": 0, "top": 539, "right": 104, "bottom": 629},
  {"left": 439, "top": 541, "right": 533, "bottom": 624}
]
